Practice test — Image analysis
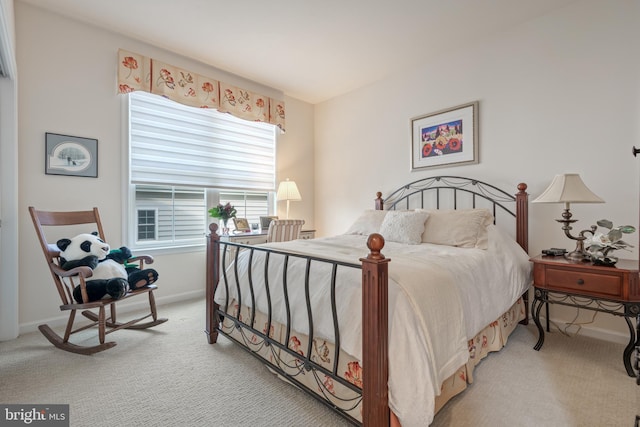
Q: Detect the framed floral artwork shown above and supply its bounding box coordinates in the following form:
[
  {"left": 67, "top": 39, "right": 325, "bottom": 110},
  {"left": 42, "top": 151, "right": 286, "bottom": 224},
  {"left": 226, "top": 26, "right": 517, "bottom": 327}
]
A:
[{"left": 411, "top": 101, "right": 478, "bottom": 171}]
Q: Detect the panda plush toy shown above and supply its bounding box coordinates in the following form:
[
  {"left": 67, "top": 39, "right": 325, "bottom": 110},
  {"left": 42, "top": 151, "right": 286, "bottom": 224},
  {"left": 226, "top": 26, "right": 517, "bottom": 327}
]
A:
[{"left": 56, "top": 233, "right": 158, "bottom": 303}]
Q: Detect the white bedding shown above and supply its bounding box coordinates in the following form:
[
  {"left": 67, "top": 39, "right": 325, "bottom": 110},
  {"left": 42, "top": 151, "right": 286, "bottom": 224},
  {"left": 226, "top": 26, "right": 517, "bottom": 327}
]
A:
[{"left": 214, "top": 224, "right": 532, "bottom": 426}]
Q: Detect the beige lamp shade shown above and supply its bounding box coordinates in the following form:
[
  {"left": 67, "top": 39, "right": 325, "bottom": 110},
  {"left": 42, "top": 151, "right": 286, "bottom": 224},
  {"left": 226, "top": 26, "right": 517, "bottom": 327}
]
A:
[
  {"left": 532, "top": 174, "right": 604, "bottom": 207},
  {"left": 276, "top": 179, "right": 302, "bottom": 201},
  {"left": 277, "top": 178, "right": 301, "bottom": 219}
]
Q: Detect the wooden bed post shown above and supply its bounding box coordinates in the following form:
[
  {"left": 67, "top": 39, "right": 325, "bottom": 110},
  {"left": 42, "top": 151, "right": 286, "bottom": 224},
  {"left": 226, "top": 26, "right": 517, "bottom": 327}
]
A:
[
  {"left": 206, "top": 223, "right": 220, "bottom": 344},
  {"left": 375, "top": 192, "right": 384, "bottom": 210},
  {"left": 515, "top": 183, "right": 529, "bottom": 253},
  {"left": 515, "top": 183, "right": 530, "bottom": 325},
  {"left": 360, "top": 233, "right": 391, "bottom": 427}
]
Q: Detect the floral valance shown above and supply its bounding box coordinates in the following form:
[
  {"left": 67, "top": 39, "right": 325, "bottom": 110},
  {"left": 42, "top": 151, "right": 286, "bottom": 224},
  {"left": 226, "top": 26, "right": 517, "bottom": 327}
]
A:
[{"left": 117, "top": 49, "right": 285, "bottom": 131}]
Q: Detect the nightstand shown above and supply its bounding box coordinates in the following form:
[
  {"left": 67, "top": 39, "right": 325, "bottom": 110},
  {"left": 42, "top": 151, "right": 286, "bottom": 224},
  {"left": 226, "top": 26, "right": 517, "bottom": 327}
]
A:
[
  {"left": 220, "top": 229, "right": 315, "bottom": 245},
  {"left": 530, "top": 254, "right": 640, "bottom": 377},
  {"left": 218, "top": 230, "right": 316, "bottom": 267}
]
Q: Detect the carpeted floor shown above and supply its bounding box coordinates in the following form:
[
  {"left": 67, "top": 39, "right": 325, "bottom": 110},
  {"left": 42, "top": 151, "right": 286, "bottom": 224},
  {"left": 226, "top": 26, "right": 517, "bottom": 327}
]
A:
[{"left": 0, "top": 298, "right": 637, "bottom": 426}]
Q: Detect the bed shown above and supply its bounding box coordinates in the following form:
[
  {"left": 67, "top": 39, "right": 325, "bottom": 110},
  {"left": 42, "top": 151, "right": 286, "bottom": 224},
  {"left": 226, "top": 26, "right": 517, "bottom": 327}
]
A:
[{"left": 205, "top": 176, "right": 531, "bottom": 426}]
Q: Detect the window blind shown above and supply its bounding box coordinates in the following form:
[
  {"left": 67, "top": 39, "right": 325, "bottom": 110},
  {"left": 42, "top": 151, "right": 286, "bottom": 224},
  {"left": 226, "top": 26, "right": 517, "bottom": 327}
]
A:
[
  {"left": 129, "top": 91, "right": 276, "bottom": 192},
  {"left": 220, "top": 191, "right": 269, "bottom": 227}
]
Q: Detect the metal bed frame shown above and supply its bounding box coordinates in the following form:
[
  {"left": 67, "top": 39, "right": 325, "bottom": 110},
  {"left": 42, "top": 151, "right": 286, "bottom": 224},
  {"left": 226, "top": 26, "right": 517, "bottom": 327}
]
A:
[{"left": 205, "top": 176, "right": 529, "bottom": 426}]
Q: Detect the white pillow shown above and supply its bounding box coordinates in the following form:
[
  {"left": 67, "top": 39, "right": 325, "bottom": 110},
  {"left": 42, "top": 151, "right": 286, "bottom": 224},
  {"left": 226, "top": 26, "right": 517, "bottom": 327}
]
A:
[
  {"left": 379, "top": 210, "right": 430, "bottom": 245},
  {"left": 344, "top": 210, "right": 388, "bottom": 235},
  {"left": 420, "top": 209, "right": 494, "bottom": 249}
]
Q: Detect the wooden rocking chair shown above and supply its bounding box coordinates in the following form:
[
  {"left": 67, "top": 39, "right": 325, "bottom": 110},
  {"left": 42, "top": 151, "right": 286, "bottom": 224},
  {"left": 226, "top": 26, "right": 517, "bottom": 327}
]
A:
[{"left": 29, "top": 206, "right": 168, "bottom": 355}]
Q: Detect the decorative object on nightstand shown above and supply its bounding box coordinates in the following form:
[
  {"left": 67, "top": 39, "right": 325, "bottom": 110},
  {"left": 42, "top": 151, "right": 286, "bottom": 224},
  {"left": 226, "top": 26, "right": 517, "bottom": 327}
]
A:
[
  {"left": 233, "top": 217, "right": 251, "bottom": 233},
  {"left": 532, "top": 173, "right": 604, "bottom": 262},
  {"left": 584, "top": 219, "right": 636, "bottom": 266},
  {"left": 260, "top": 215, "right": 278, "bottom": 230},
  {"left": 208, "top": 202, "right": 237, "bottom": 235},
  {"left": 277, "top": 178, "right": 301, "bottom": 219}
]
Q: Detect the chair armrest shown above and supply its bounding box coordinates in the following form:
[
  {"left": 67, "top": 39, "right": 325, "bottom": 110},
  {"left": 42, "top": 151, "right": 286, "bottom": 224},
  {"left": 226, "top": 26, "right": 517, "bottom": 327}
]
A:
[
  {"left": 128, "top": 255, "right": 154, "bottom": 268},
  {"left": 50, "top": 263, "right": 94, "bottom": 279}
]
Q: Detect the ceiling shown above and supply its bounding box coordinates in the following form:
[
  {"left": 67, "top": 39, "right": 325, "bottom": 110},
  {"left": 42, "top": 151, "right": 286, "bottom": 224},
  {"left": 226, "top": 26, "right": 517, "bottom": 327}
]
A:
[{"left": 19, "top": 0, "right": 576, "bottom": 104}]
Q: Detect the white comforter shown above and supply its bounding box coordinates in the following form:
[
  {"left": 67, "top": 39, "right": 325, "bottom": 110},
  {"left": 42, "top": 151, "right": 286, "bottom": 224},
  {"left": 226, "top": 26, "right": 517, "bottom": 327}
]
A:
[{"left": 214, "top": 225, "right": 531, "bottom": 426}]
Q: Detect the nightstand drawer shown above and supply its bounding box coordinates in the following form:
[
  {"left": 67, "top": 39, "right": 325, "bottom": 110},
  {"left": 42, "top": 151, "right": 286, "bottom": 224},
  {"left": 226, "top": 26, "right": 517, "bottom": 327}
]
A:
[
  {"left": 546, "top": 267, "right": 623, "bottom": 298},
  {"left": 232, "top": 236, "right": 268, "bottom": 245}
]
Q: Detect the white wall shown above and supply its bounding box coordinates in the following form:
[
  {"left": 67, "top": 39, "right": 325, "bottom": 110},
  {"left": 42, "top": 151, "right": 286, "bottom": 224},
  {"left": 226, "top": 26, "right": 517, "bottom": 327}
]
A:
[
  {"left": 276, "top": 96, "right": 315, "bottom": 223},
  {"left": 14, "top": 2, "right": 315, "bottom": 332},
  {"left": 314, "top": 0, "right": 640, "bottom": 341}
]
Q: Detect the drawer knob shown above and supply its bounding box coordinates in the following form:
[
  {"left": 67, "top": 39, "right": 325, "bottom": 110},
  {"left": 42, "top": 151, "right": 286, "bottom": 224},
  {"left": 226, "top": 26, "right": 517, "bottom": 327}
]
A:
[{"left": 576, "top": 278, "right": 584, "bottom": 285}]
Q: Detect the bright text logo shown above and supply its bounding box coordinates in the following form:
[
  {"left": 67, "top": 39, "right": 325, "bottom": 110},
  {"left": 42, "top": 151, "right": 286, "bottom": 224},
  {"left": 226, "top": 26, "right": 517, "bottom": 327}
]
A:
[{"left": 0, "top": 405, "right": 68, "bottom": 427}]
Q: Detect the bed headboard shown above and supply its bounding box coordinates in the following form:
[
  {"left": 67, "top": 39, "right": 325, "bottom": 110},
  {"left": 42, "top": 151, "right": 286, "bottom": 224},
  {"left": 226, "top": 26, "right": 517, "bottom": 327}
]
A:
[{"left": 375, "top": 176, "right": 528, "bottom": 252}]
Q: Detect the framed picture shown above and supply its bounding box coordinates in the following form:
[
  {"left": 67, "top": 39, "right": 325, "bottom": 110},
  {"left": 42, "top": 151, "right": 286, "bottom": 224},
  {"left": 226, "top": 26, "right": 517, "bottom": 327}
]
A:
[
  {"left": 411, "top": 101, "right": 478, "bottom": 171},
  {"left": 45, "top": 133, "right": 98, "bottom": 178},
  {"left": 260, "top": 216, "right": 278, "bottom": 230},
  {"left": 233, "top": 217, "right": 251, "bottom": 232}
]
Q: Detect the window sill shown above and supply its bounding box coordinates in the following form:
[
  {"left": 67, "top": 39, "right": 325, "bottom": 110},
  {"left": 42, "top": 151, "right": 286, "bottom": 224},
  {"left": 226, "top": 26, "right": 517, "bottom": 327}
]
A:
[{"left": 132, "top": 242, "right": 205, "bottom": 256}]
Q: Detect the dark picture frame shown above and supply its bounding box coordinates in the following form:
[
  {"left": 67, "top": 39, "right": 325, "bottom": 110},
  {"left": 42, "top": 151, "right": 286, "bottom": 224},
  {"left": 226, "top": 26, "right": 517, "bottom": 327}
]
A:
[
  {"left": 45, "top": 133, "right": 98, "bottom": 178},
  {"left": 260, "top": 215, "right": 278, "bottom": 230},
  {"left": 411, "top": 101, "right": 478, "bottom": 171}
]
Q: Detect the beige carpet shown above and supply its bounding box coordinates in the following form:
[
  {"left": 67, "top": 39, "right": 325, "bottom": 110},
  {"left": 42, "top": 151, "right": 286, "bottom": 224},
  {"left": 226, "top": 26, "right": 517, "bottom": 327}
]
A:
[{"left": 0, "top": 298, "right": 637, "bottom": 427}]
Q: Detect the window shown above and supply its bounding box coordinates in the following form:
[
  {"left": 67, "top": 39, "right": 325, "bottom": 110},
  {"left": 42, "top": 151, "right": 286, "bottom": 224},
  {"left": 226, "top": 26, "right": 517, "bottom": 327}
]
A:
[
  {"left": 126, "top": 91, "right": 276, "bottom": 251},
  {"left": 220, "top": 191, "right": 270, "bottom": 230},
  {"left": 133, "top": 185, "right": 205, "bottom": 247},
  {"left": 136, "top": 209, "right": 157, "bottom": 241}
]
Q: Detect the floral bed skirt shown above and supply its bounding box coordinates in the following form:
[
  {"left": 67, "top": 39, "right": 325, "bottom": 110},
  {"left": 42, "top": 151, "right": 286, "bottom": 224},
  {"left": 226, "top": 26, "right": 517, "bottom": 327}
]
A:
[{"left": 219, "top": 297, "right": 526, "bottom": 424}]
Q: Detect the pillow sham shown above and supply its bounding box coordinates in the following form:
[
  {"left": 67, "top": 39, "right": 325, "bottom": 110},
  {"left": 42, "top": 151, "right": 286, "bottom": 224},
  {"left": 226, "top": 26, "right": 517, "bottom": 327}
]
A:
[
  {"left": 379, "top": 210, "right": 430, "bottom": 245},
  {"left": 419, "top": 208, "right": 494, "bottom": 249},
  {"left": 344, "top": 210, "right": 388, "bottom": 235}
]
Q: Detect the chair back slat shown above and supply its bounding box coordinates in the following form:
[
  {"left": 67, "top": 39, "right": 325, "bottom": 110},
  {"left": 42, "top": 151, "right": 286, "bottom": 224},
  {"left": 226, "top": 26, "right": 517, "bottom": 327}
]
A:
[{"left": 29, "top": 206, "right": 105, "bottom": 305}]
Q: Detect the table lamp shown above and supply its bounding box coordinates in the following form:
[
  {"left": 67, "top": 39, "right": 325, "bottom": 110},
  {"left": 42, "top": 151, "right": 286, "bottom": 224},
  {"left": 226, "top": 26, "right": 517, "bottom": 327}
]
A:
[
  {"left": 532, "top": 173, "right": 604, "bottom": 261},
  {"left": 277, "top": 178, "right": 301, "bottom": 219}
]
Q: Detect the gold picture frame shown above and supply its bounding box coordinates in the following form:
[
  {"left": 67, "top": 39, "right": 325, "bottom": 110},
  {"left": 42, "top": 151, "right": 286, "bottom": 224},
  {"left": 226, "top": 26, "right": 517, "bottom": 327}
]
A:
[{"left": 233, "top": 217, "right": 251, "bottom": 232}]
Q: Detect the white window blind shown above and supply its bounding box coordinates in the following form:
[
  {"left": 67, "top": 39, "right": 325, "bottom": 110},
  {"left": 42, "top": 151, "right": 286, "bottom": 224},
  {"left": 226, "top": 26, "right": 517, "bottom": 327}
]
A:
[
  {"left": 220, "top": 191, "right": 269, "bottom": 228},
  {"left": 135, "top": 185, "right": 206, "bottom": 245},
  {"left": 129, "top": 91, "right": 276, "bottom": 192}
]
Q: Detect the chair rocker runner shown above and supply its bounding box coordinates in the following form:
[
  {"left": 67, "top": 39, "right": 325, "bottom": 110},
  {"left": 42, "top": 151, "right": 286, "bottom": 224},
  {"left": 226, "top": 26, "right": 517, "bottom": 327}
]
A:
[{"left": 29, "top": 206, "right": 167, "bottom": 355}]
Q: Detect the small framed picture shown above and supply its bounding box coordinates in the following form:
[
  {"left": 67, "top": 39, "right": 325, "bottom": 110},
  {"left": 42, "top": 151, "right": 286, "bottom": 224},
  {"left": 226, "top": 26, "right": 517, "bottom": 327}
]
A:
[
  {"left": 45, "top": 133, "right": 98, "bottom": 178},
  {"left": 260, "top": 216, "right": 278, "bottom": 230},
  {"left": 233, "top": 217, "right": 251, "bottom": 232}
]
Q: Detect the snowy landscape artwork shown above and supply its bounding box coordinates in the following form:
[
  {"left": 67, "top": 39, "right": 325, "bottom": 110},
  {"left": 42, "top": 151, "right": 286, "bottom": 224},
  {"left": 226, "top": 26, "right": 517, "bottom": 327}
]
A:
[{"left": 45, "top": 133, "right": 98, "bottom": 178}]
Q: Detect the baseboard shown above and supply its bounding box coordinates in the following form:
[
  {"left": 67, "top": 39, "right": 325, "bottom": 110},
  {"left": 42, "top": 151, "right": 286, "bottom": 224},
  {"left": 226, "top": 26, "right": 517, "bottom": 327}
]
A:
[
  {"left": 19, "top": 296, "right": 632, "bottom": 346},
  {"left": 533, "top": 314, "right": 631, "bottom": 346},
  {"left": 18, "top": 289, "right": 205, "bottom": 336},
  {"left": 572, "top": 324, "right": 630, "bottom": 345}
]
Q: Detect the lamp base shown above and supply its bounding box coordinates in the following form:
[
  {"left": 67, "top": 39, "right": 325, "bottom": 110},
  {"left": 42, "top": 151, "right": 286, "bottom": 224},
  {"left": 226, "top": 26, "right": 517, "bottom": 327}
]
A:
[{"left": 565, "top": 250, "right": 590, "bottom": 262}]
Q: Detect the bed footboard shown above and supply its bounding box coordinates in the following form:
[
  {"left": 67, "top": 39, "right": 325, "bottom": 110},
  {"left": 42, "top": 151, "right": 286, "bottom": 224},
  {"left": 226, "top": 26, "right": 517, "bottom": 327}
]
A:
[{"left": 205, "top": 223, "right": 392, "bottom": 426}]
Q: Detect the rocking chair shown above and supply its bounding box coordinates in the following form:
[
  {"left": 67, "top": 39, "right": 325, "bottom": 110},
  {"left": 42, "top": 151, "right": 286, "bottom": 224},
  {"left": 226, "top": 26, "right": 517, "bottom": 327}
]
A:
[{"left": 29, "top": 206, "right": 167, "bottom": 355}]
